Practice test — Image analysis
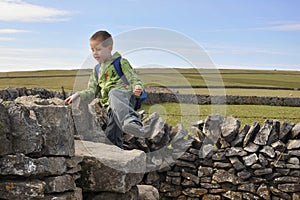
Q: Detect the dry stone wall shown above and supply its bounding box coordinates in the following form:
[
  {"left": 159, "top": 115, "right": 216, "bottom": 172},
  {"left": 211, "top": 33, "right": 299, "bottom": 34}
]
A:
[
  {"left": 0, "top": 88, "right": 300, "bottom": 199},
  {"left": 125, "top": 113, "right": 300, "bottom": 200},
  {"left": 0, "top": 87, "right": 299, "bottom": 106},
  {"left": 0, "top": 96, "right": 151, "bottom": 200}
]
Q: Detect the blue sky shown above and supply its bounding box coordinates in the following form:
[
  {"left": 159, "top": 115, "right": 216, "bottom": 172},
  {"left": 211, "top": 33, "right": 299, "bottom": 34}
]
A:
[{"left": 0, "top": 0, "right": 300, "bottom": 72}]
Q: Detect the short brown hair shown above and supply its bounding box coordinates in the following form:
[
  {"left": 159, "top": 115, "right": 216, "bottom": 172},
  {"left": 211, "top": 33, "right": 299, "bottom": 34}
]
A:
[{"left": 90, "top": 30, "right": 113, "bottom": 47}]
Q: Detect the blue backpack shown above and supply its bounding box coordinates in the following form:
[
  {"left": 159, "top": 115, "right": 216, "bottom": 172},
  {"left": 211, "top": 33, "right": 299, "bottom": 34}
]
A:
[{"left": 95, "top": 57, "right": 147, "bottom": 110}]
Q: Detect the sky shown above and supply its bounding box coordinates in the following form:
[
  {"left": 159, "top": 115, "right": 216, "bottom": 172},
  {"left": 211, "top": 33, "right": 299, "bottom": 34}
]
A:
[{"left": 0, "top": 0, "right": 300, "bottom": 72}]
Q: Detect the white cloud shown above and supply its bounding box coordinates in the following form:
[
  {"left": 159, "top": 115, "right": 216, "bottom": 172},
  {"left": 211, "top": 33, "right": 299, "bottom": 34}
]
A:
[
  {"left": 0, "top": 47, "right": 87, "bottom": 72},
  {"left": 0, "top": 28, "right": 31, "bottom": 33},
  {"left": 0, "top": 37, "right": 15, "bottom": 41},
  {"left": 253, "top": 22, "right": 300, "bottom": 31},
  {"left": 0, "top": 0, "right": 73, "bottom": 22}
]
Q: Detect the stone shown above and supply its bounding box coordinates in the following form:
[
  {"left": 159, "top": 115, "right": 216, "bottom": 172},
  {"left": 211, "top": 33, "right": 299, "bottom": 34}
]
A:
[
  {"left": 145, "top": 172, "right": 160, "bottom": 185},
  {"left": 288, "top": 157, "right": 300, "bottom": 165},
  {"left": 276, "top": 169, "right": 290, "bottom": 175},
  {"left": 44, "top": 187, "right": 83, "bottom": 200},
  {"left": 222, "top": 191, "right": 242, "bottom": 200},
  {"left": 258, "top": 153, "right": 269, "bottom": 167},
  {"left": 278, "top": 184, "right": 300, "bottom": 192},
  {"left": 237, "top": 169, "right": 252, "bottom": 180},
  {"left": 137, "top": 185, "right": 159, "bottom": 200},
  {"left": 166, "top": 171, "right": 181, "bottom": 177},
  {"left": 0, "top": 103, "right": 12, "bottom": 156},
  {"left": 182, "top": 188, "right": 208, "bottom": 197},
  {"left": 191, "top": 120, "right": 205, "bottom": 130},
  {"left": 254, "top": 120, "right": 273, "bottom": 145},
  {"left": 225, "top": 147, "right": 248, "bottom": 157},
  {"left": 200, "top": 182, "right": 221, "bottom": 189},
  {"left": 71, "top": 98, "right": 107, "bottom": 143},
  {"left": 293, "top": 193, "right": 300, "bottom": 200},
  {"left": 7, "top": 97, "right": 75, "bottom": 156},
  {"left": 143, "top": 112, "right": 166, "bottom": 143},
  {"left": 243, "top": 153, "right": 258, "bottom": 166},
  {"left": 6, "top": 102, "right": 44, "bottom": 155},
  {"left": 30, "top": 105, "right": 75, "bottom": 156},
  {"left": 181, "top": 179, "right": 196, "bottom": 187},
  {"left": 251, "top": 163, "right": 263, "bottom": 169},
  {"left": 0, "top": 153, "right": 66, "bottom": 177},
  {"left": 198, "top": 166, "right": 213, "bottom": 177},
  {"left": 287, "top": 140, "right": 300, "bottom": 150},
  {"left": 164, "top": 191, "right": 182, "bottom": 198},
  {"left": 179, "top": 152, "right": 197, "bottom": 162},
  {"left": 75, "top": 140, "right": 145, "bottom": 193},
  {"left": 269, "top": 186, "right": 291, "bottom": 200},
  {"left": 159, "top": 183, "right": 181, "bottom": 193},
  {"left": 0, "top": 179, "right": 45, "bottom": 200},
  {"left": 171, "top": 177, "right": 181, "bottom": 185},
  {"left": 203, "top": 114, "right": 224, "bottom": 143},
  {"left": 291, "top": 123, "right": 300, "bottom": 138},
  {"left": 244, "top": 142, "right": 259, "bottom": 153},
  {"left": 279, "top": 121, "right": 295, "bottom": 141},
  {"left": 271, "top": 140, "right": 286, "bottom": 152},
  {"left": 229, "top": 157, "right": 246, "bottom": 171},
  {"left": 212, "top": 151, "right": 226, "bottom": 161},
  {"left": 202, "top": 194, "right": 221, "bottom": 200},
  {"left": 254, "top": 168, "right": 273, "bottom": 176},
  {"left": 267, "top": 120, "right": 280, "bottom": 145},
  {"left": 221, "top": 116, "right": 240, "bottom": 143},
  {"left": 289, "top": 170, "right": 300, "bottom": 176},
  {"left": 238, "top": 183, "right": 256, "bottom": 193},
  {"left": 243, "top": 193, "right": 261, "bottom": 200},
  {"left": 213, "top": 162, "right": 232, "bottom": 168},
  {"left": 181, "top": 171, "right": 200, "bottom": 185},
  {"left": 289, "top": 150, "right": 300, "bottom": 156},
  {"left": 257, "top": 183, "right": 271, "bottom": 200},
  {"left": 243, "top": 122, "right": 260, "bottom": 147},
  {"left": 84, "top": 186, "right": 138, "bottom": 200},
  {"left": 199, "top": 144, "right": 215, "bottom": 159},
  {"left": 175, "top": 160, "right": 196, "bottom": 169},
  {"left": 260, "top": 145, "right": 275, "bottom": 158},
  {"left": 212, "top": 169, "right": 241, "bottom": 185},
  {"left": 231, "top": 124, "right": 250, "bottom": 147},
  {"left": 200, "top": 176, "right": 212, "bottom": 183},
  {"left": 274, "top": 176, "right": 300, "bottom": 183},
  {"left": 43, "top": 174, "right": 76, "bottom": 193}
]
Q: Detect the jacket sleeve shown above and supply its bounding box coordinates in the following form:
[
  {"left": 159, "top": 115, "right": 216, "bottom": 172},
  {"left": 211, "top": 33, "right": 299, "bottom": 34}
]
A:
[
  {"left": 78, "top": 67, "right": 99, "bottom": 100},
  {"left": 120, "top": 58, "right": 144, "bottom": 91}
]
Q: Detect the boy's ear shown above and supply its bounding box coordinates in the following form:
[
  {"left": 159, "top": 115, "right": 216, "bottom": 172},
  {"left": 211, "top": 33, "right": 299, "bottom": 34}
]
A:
[{"left": 108, "top": 45, "right": 113, "bottom": 51}]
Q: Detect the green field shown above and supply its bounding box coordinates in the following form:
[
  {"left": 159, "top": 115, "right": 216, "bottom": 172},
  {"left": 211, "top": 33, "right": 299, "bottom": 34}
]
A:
[
  {"left": 141, "top": 103, "right": 300, "bottom": 128},
  {"left": 0, "top": 68, "right": 299, "bottom": 126}
]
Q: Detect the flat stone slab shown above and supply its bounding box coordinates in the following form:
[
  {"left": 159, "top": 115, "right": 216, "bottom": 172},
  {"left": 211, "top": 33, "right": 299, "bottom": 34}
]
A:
[{"left": 75, "top": 140, "right": 146, "bottom": 193}]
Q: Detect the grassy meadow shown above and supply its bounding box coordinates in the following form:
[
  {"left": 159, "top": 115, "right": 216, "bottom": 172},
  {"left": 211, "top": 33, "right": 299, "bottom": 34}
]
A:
[{"left": 0, "top": 68, "right": 299, "bottom": 127}]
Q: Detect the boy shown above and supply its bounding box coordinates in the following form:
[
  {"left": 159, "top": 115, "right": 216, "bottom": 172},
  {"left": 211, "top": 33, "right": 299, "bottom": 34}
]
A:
[{"left": 65, "top": 30, "right": 146, "bottom": 148}]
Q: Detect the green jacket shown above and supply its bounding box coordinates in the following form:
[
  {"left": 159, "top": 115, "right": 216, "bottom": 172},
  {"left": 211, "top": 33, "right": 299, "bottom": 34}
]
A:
[{"left": 79, "top": 52, "right": 144, "bottom": 107}]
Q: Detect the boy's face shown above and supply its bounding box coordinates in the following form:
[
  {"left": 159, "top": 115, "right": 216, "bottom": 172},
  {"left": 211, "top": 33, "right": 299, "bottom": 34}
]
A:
[{"left": 90, "top": 39, "right": 112, "bottom": 63}]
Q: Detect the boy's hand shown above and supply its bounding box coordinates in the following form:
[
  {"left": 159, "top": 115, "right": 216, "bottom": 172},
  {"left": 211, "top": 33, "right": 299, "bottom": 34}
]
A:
[
  {"left": 65, "top": 93, "right": 79, "bottom": 104},
  {"left": 133, "top": 85, "right": 142, "bottom": 97}
]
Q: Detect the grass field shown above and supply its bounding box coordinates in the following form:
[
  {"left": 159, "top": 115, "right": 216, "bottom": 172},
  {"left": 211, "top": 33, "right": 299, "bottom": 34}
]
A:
[
  {"left": 0, "top": 68, "right": 299, "bottom": 127},
  {"left": 141, "top": 103, "right": 300, "bottom": 129}
]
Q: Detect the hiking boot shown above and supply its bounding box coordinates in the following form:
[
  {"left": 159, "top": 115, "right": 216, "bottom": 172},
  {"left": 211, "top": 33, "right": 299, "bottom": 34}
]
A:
[{"left": 122, "top": 122, "right": 148, "bottom": 138}]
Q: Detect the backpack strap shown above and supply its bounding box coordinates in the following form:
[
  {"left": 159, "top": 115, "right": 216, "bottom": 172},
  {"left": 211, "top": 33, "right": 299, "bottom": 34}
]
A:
[
  {"left": 95, "top": 63, "right": 101, "bottom": 81},
  {"left": 112, "top": 57, "right": 130, "bottom": 85}
]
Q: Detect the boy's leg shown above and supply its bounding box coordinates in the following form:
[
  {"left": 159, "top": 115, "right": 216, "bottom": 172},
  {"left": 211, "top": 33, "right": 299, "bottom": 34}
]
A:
[
  {"left": 105, "top": 109, "right": 123, "bottom": 148},
  {"left": 108, "top": 88, "right": 145, "bottom": 137}
]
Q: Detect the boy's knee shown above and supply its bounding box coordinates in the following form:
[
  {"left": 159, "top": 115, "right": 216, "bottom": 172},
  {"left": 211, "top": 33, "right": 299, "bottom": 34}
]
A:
[{"left": 108, "top": 88, "right": 121, "bottom": 98}]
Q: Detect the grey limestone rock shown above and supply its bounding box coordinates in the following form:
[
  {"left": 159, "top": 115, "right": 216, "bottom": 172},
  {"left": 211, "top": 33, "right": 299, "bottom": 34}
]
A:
[{"left": 75, "top": 140, "right": 146, "bottom": 193}]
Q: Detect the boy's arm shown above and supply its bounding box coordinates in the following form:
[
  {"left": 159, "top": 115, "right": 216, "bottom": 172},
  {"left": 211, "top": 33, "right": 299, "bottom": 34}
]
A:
[
  {"left": 78, "top": 67, "right": 99, "bottom": 100},
  {"left": 120, "top": 58, "right": 144, "bottom": 91}
]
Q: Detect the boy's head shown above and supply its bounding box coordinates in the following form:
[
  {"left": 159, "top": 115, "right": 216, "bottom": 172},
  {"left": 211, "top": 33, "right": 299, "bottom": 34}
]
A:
[{"left": 90, "top": 30, "right": 113, "bottom": 63}]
